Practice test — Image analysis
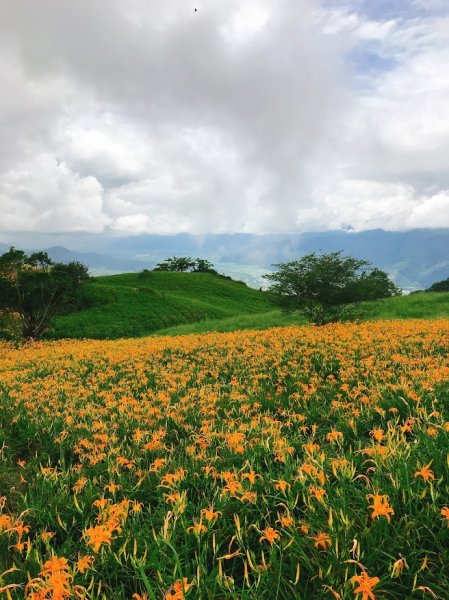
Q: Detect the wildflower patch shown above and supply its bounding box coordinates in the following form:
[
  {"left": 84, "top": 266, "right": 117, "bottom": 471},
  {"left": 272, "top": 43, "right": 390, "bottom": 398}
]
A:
[{"left": 1, "top": 321, "right": 449, "bottom": 598}]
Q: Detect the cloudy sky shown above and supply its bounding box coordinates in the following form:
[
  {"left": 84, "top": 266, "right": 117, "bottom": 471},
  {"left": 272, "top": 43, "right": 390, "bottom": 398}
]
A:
[{"left": 1, "top": 0, "right": 448, "bottom": 241}]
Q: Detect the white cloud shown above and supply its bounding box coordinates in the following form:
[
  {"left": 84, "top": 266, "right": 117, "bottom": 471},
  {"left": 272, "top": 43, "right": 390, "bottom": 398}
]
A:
[
  {"left": 298, "top": 179, "right": 449, "bottom": 231},
  {"left": 406, "top": 191, "right": 449, "bottom": 228},
  {"left": 316, "top": 7, "right": 397, "bottom": 40},
  {"left": 0, "top": 0, "right": 448, "bottom": 237},
  {"left": 220, "top": 2, "right": 271, "bottom": 45},
  {"left": 0, "top": 155, "right": 109, "bottom": 232},
  {"left": 302, "top": 6, "right": 449, "bottom": 232}
]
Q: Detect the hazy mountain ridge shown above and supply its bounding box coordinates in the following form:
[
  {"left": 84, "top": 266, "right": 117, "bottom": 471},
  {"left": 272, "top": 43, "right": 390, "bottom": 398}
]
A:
[
  {"left": 43, "top": 246, "right": 151, "bottom": 274},
  {"left": 2, "top": 229, "right": 449, "bottom": 290}
]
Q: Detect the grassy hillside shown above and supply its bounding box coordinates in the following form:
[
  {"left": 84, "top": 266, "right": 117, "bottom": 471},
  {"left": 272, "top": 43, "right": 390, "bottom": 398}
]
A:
[
  {"left": 48, "top": 271, "right": 274, "bottom": 339},
  {"left": 155, "top": 309, "right": 306, "bottom": 336},
  {"left": 158, "top": 292, "right": 449, "bottom": 337},
  {"left": 364, "top": 291, "right": 449, "bottom": 320},
  {"left": 47, "top": 273, "right": 449, "bottom": 340}
]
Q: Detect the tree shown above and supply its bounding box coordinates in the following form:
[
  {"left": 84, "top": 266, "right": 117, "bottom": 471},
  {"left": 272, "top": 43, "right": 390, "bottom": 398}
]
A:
[
  {"left": 357, "top": 268, "right": 401, "bottom": 300},
  {"left": 192, "top": 258, "right": 217, "bottom": 273},
  {"left": 154, "top": 256, "right": 196, "bottom": 272},
  {"left": 0, "top": 247, "right": 90, "bottom": 340},
  {"left": 153, "top": 256, "right": 216, "bottom": 273},
  {"left": 425, "top": 277, "right": 449, "bottom": 293},
  {"left": 264, "top": 251, "right": 400, "bottom": 325}
]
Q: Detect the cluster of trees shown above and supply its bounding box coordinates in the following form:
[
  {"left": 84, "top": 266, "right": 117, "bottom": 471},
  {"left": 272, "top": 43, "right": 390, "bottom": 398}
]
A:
[
  {"left": 0, "top": 247, "right": 90, "bottom": 340},
  {"left": 153, "top": 256, "right": 217, "bottom": 273}
]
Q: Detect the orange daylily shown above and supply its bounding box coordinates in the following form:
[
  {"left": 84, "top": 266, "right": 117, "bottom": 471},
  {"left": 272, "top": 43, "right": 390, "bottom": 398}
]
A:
[
  {"left": 312, "top": 532, "right": 331, "bottom": 550},
  {"left": 200, "top": 506, "right": 222, "bottom": 522},
  {"left": 186, "top": 522, "right": 207, "bottom": 535},
  {"left": 367, "top": 494, "right": 394, "bottom": 523},
  {"left": 165, "top": 578, "right": 193, "bottom": 599},
  {"left": 259, "top": 527, "right": 281, "bottom": 545},
  {"left": 415, "top": 463, "right": 435, "bottom": 482},
  {"left": 351, "top": 570, "right": 380, "bottom": 600}
]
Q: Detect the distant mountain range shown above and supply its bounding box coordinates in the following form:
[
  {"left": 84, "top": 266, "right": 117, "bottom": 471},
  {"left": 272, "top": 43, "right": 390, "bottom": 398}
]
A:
[
  {"left": 2, "top": 228, "right": 449, "bottom": 290},
  {"left": 0, "top": 243, "right": 149, "bottom": 275}
]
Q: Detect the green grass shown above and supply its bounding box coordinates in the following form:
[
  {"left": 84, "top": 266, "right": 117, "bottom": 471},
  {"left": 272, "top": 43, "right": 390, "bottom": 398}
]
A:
[
  {"left": 364, "top": 291, "right": 449, "bottom": 320},
  {"left": 47, "top": 271, "right": 449, "bottom": 340},
  {"left": 155, "top": 310, "right": 306, "bottom": 336},
  {"left": 47, "top": 272, "right": 274, "bottom": 339}
]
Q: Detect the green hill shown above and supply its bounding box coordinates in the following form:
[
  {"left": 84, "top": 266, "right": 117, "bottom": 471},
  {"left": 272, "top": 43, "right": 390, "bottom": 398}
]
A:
[
  {"left": 47, "top": 271, "right": 274, "bottom": 339},
  {"left": 46, "top": 273, "right": 449, "bottom": 340},
  {"left": 155, "top": 291, "right": 449, "bottom": 336},
  {"left": 363, "top": 290, "right": 449, "bottom": 320}
]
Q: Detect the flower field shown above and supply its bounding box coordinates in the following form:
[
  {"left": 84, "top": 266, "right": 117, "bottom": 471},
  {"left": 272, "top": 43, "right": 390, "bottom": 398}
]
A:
[{"left": 1, "top": 321, "right": 449, "bottom": 599}]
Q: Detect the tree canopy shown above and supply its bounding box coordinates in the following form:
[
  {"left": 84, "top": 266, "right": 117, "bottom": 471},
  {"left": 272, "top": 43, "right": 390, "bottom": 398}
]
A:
[
  {"left": 425, "top": 277, "right": 449, "bottom": 293},
  {"left": 264, "top": 251, "right": 400, "bottom": 324},
  {"left": 0, "top": 247, "right": 90, "bottom": 339},
  {"left": 153, "top": 257, "right": 216, "bottom": 273}
]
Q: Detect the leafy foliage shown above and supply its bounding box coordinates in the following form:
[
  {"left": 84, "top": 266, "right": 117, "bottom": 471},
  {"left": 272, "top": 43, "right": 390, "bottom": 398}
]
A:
[
  {"left": 153, "top": 257, "right": 217, "bottom": 273},
  {"left": 358, "top": 267, "right": 401, "bottom": 300},
  {"left": 264, "top": 251, "right": 400, "bottom": 324},
  {"left": 425, "top": 277, "right": 449, "bottom": 292},
  {"left": 0, "top": 247, "right": 90, "bottom": 340}
]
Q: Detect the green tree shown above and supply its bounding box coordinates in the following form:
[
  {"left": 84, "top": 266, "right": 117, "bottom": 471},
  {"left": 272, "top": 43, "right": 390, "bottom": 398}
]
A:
[
  {"left": 192, "top": 258, "right": 217, "bottom": 273},
  {"left": 264, "top": 251, "right": 400, "bottom": 325},
  {"left": 357, "top": 267, "right": 401, "bottom": 300},
  {"left": 0, "top": 247, "right": 90, "bottom": 340},
  {"left": 153, "top": 257, "right": 216, "bottom": 273},
  {"left": 425, "top": 277, "right": 449, "bottom": 292},
  {"left": 154, "top": 256, "right": 196, "bottom": 272}
]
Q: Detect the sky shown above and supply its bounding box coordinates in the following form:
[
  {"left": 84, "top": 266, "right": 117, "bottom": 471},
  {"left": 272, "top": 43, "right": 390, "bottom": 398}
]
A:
[{"left": 1, "top": 0, "right": 449, "bottom": 243}]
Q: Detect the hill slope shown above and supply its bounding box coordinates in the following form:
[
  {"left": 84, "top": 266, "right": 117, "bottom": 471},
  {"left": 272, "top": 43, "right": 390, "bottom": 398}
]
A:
[
  {"left": 48, "top": 271, "right": 273, "bottom": 339},
  {"left": 47, "top": 268, "right": 449, "bottom": 340},
  {"left": 155, "top": 291, "right": 449, "bottom": 336}
]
